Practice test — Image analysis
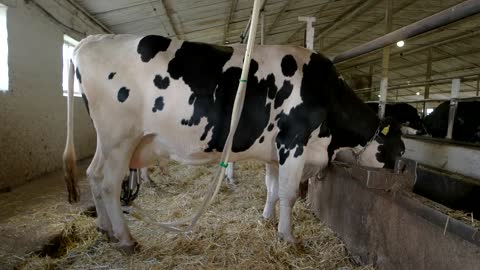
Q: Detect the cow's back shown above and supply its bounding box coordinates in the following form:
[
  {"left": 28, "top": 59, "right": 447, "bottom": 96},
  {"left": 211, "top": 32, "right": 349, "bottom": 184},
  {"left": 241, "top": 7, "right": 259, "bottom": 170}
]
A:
[{"left": 74, "top": 34, "right": 317, "bottom": 162}]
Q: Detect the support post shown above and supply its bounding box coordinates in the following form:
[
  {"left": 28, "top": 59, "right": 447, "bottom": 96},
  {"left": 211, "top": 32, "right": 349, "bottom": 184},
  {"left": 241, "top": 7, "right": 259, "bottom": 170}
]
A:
[
  {"left": 298, "top": 16, "right": 316, "bottom": 50},
  {"left": 446, "top": 79, "right": 460, "bottom": 139},
  {"left": 368, "top": 64, "right": 375, "bottom": 100},
  {"left": 423, "top": 47, "right": 433, "bottom": 117},
  {"left": 476, "top": 75, "right": 479, "bottom": 96},
  {"left": 378, "top": 0, "right": 393, "bottom": 119},
  {"left": 260, "top": 11, "right": 265, "bottom": 45}
]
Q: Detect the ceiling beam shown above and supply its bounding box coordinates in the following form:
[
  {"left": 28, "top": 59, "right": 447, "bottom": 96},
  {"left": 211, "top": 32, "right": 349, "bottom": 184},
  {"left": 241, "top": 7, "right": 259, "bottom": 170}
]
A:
[
  {"left": 160, "top": 0, "right": 183, "bottom": 39},
  {"left": 337, "top": 28, "right": 480, "bottom": 71},
  {"left": 92, "top": 0, "right": 161, "bottom": 16},
  {"left": 266, "top": 0, "right": 293, "bottom": 37},
  {"left": 64, "top": 0, "right": 113, "bottom": 33},
  {"left": 314, "top": 0, "right": 381, "bottom": 44},
  {"left": 342, "top": 46, "right": 480, "bottom": 77},
  {"left": 322, "top": 0, "right": 416, "bottom": 53},
  {"left": 223, "top": 0, "right": 239, "bottom": 44},
  {"left": 434, "top": 46, "right": 480, "bottom": 69}
]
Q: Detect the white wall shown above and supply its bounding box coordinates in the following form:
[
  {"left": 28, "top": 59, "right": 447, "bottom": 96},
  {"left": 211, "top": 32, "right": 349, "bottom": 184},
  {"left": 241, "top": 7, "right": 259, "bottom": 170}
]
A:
[
  {"left": 403, "top": 137, "right": 480, "bottom": 180},
  {"left": 0, "top": 0, "right": 106, "bottom": 191}
]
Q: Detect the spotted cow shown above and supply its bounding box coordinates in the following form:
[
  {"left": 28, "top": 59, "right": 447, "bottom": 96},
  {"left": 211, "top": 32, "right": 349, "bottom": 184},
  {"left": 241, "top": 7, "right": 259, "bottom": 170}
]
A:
[
  {"left": 424, "top": 100, "right": 480, "bottom": 143},
  {"left": 366, "top": 102, "right": 426, "bottom": 135},
  {"left": 63, "top": 34, "right": 405, "bottom": 252}
]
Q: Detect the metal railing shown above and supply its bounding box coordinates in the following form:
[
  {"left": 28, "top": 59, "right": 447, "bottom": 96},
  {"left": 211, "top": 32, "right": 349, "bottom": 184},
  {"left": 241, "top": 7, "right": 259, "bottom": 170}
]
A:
[{"left": 332, "top": 0, "right": 480, "bottom": 143}]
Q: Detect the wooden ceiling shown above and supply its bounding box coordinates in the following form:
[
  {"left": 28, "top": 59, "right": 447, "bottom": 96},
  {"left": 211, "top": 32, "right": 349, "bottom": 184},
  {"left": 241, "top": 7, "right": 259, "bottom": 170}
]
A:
[{"left": 74, "top": 0, "right": 480, "bottom": 105}]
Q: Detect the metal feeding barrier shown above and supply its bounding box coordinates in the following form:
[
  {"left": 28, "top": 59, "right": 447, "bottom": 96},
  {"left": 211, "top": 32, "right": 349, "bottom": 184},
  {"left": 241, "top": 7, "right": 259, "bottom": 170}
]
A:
[{"left": 332, "top": 0, "right": 480, "bottom": 142}]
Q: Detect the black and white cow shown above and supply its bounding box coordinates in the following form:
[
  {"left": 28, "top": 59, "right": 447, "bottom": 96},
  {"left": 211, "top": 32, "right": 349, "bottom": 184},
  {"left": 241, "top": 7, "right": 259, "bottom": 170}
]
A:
[
  {"left": 63, "top": 34, "right": 405, "bottom": 252},
  {"left": 366, "top": 102, "right": 425, "bottom": 135},
  {"left": 424, "top": 101, "right": 480, "bottom": 143}
]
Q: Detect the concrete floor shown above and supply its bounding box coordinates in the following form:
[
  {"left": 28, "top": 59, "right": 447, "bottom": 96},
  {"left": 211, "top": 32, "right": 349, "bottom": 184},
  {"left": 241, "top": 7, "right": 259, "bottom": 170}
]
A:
[{"left": 0, "top": 159, "right": 93, "bottom": 269}]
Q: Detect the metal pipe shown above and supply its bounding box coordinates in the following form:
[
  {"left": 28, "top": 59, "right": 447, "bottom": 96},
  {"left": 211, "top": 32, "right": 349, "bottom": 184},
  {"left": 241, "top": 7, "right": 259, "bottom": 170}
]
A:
[
  {"left": 333, "top": 0, "right": 480, "bottom": 63},
  {"left": 369, "top": 64, "right": 375, "bottom": 100},
  {"left": 355, "top": 71, "right": 480, "bottom": 93},
  {"left": 365, "top": 96, "right": 480, "bottom": 104},
  {"left": 446, "top": 79, "right": 460, "bottom": 139},
  {"left": 378, "top": 0, "right": 392, "bottom": 119},
  {"left": 423, "top": 48, "right": 433, "bottom": 117},
  {"left": 339, "top": 29, "right": 480, "bottom": 72}
]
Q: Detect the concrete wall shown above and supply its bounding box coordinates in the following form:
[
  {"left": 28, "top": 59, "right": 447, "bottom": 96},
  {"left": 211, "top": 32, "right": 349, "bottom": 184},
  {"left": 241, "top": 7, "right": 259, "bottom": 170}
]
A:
[{"left": 0, "top": 0, "right": 106, "bottom": 191}]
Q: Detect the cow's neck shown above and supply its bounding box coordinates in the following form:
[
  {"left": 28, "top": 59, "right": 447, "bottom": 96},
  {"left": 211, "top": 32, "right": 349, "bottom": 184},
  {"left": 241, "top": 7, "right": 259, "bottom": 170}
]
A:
[{"left": 326, "top": 78, "right": 380, "bottom": 158}]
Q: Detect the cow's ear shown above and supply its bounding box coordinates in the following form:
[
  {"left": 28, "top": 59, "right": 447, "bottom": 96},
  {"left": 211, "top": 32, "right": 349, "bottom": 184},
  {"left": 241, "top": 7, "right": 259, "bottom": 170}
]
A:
[
  {"left": 380, "top": 117, "right": 401, "bottom": 137},
  {"left": 381, "top": 125, "right": 390, "bottom": 136}
]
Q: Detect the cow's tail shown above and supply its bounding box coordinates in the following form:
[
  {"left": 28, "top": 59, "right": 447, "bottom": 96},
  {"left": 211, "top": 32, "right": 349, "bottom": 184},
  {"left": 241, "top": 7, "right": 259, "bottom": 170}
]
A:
[{"left": 63, "top": 59, "right": 80, "bottom": 203}]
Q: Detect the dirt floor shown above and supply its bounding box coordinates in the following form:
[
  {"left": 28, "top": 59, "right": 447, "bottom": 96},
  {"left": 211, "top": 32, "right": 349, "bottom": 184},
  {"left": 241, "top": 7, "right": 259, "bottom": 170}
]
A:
[{"left": 1, "top": 160, "right": 375, "bottom": 270}]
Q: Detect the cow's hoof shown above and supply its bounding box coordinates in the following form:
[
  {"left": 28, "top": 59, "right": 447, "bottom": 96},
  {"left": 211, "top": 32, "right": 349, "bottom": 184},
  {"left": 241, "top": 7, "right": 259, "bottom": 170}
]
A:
[
  {"left": 115, "top": 241, "right": 140, "bottom": 255},
  {"left": 226, "top": 181, "right": 237, "bottom": 190},
  {"left": 97, "top": 227, "right": 118, "bottom": 243},
  {"left": 277, "top": 232, "right": 299, "bottom": 244}
]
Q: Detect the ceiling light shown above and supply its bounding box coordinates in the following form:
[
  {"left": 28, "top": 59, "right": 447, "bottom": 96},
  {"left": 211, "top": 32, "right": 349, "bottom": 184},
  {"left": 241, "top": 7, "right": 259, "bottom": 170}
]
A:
[
  {"left": 396, "top": 40, "right": 405, "bottom": 47},
  {"left": 378, "top": 94, "right": 381, "bottom": 98},
  {"left": 416, "top": 92, "right": 420, "bottom": 95}
]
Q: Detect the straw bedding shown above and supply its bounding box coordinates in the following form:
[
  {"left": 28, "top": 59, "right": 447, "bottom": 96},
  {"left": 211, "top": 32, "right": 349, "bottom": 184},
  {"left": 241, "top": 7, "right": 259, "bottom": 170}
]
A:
[{"left": 15, "top": 161, "right": 375, "bottom": 270}]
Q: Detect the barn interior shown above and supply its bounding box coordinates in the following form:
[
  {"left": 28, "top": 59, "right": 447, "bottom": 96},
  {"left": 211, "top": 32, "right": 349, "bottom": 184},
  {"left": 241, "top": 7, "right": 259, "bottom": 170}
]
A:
[{"left": 0, "top": 0, "right": 479, "bottom": 269}]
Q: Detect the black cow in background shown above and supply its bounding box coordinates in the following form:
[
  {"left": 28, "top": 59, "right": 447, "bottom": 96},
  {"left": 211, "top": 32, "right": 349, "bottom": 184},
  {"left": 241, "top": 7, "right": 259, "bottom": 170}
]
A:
[
  {"left": 424, "top": 101, "right": 480, "bottom": 143},
  {"left": 366, "top": 102, "right": 425, "bottom": 135}
]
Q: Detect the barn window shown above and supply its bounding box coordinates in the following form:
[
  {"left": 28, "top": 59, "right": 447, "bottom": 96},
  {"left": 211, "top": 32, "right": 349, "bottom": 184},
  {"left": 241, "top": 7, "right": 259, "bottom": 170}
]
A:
[
  {"left": 0, "top": 4, "right": 9, "bottom": 91},
  {"left": 62, "top": 35, "right": 81, "bottom": 97},
  {"left": 426, "top": 108, "right": 434, "bottom": 115}
]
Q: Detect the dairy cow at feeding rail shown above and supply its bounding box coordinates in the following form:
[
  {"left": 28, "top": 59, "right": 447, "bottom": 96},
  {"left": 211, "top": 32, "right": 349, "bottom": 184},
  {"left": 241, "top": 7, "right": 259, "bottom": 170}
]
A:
[{"left": 63, "top": 34, "right": 405, "bottom": 252}]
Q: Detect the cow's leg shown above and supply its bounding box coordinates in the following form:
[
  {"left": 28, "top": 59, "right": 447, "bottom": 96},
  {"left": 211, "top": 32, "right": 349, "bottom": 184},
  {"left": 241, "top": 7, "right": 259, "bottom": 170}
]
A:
[
  {"left": 86, "top": 138, "right": 115, "bottom": 241},
  {"left": 102, "top": 142, "right": 138, "bottom": 252},
  {"left": 262, "top": 163, "right": 279, "bottom": 220},
  {"left": 277, "top": 154, "right": 305, "bottom": 243},
  {"left": 139, "top": 167, "right": 152, "bottom": 183}
]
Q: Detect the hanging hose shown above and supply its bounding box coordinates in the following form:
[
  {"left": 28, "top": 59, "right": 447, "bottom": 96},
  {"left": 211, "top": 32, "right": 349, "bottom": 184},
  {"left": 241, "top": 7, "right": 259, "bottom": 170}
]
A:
[{"left": 131, "top": 0, "right": 265, "bottom": 233}]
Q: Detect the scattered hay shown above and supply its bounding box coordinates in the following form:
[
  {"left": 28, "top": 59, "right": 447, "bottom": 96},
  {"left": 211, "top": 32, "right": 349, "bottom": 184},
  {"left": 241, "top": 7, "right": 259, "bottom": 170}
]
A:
[
  {"left": 445, "top": 210, "right": 480, "bottom": 230},
  {"left": 17, "top": 161, "right": 375, "bottom": 270}
]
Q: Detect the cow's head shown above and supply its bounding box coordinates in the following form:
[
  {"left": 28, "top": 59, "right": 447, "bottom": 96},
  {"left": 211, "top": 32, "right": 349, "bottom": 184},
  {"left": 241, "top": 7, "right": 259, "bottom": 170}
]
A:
[{"left": 358, "top": 118, "right": 405, "bottom": 169}]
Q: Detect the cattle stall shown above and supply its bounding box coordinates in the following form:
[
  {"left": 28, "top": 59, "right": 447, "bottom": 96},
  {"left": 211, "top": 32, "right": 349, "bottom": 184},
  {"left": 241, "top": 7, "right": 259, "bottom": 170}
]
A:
[
  {"left": 313, "top": 1, "right": 480, "bottom": 269},
  {"left": 2, "top": 0, "right": 480, "bottom": 270},
  {"left": 307, "top": 159, "right": 480, "bottom": 270}
]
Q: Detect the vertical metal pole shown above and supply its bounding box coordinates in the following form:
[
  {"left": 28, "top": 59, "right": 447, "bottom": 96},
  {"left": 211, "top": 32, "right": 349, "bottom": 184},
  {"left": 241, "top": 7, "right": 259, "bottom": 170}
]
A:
[
  {"left": 476, "top": 75, "right": 479, "bottom": 96},
  {"left": 298, "top": 16, "right": 316, "bottom": 50},
  {"left": 423, "top": 48, "right": 432, "bottom": 117},
  {"left": 446, "top": 78, "right": 460, "bottom": 139},
  {"left": 260, "top": 11, "right": 265, "bottom": 45},
  {"left": 368, "top": 64, "right": 374, "bottom": 100},
  {"left": 378, "top": 0, "right": 393, "bottom": 119}
]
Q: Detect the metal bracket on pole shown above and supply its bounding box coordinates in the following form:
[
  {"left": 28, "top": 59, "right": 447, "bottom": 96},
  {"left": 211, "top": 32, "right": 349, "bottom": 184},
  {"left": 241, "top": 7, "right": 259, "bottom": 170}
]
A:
[
  {"left": 446, "top": 78, "right": 460, "bottom": 139},
  {"left": 298, "top": 16, "right": 316, "bottom": 50},
  {"left": 240, "top": 0, "right": 267, "bottom": 44}
]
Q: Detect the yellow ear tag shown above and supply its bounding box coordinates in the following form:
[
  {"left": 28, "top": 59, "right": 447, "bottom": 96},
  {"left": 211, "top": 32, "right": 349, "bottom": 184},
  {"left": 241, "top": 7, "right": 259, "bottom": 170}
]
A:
[{"left": 381, "top": 125, "right": 390, "bottom": 135}]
